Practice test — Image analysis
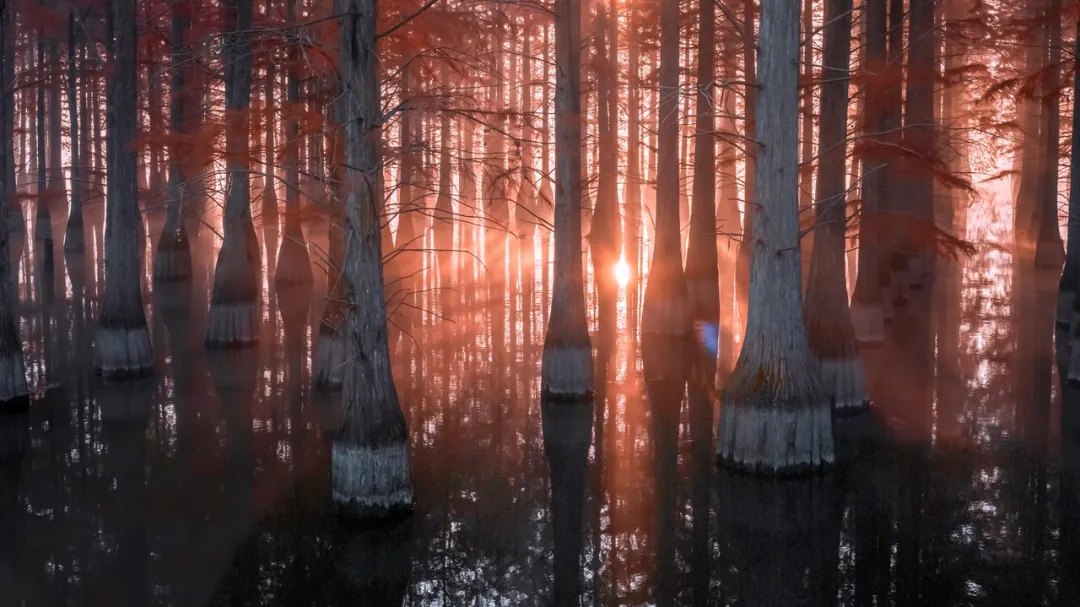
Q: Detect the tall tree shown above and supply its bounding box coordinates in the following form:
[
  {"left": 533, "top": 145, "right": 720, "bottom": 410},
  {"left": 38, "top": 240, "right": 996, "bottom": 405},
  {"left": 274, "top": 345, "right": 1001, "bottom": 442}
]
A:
[
  {"left": 334, "top": 0, "right": 413, "bottom": 520},
  {"left": 154, "top": 0, "right": 193, "bottom": 283},
  {"left": 685, "top": 0, "right": 719, "bottom": 361},
  {"left": 96, "top": 0, "right": 154, "bottom": 378},
  {"left": 0, "top": 1, "right": 28, "bottom": 404},
  {"left": 803, "top": 0, "right": 868, "bottom": 413},
  {"left": 541, "top": 0, "right": 592, "bottom": 398},
  {"left": 64, "top": 10, "right": 84, "bottom": 252},
  {"left": 589, "top": 0, "right": 620, "bottom": 324},
  {"left": 206, "top": 0, "right": 260, "bottom": 348},
  {"left": 735, "top": 0, "right": 757, "bottom": 334},
  {"left": 1062, "top": 16, "right": 1080, "bottom": 335},
  {"left": 850, "top": 0, "right": 887, "bottom": 344},
  {"left": 640, "top": 0, "right": 689, "bottom": 338},
  {"left": 716, "top": 0, "right": 832, "bottom": 472}
]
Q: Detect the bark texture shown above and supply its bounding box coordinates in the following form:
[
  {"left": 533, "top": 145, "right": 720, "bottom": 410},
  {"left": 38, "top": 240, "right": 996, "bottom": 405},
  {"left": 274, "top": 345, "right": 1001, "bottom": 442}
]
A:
[
  {"left": 542, "top": 0, "right": 593, "bottom": 399},
  {"left": 334, "top": 0, "right": 413, "bottom": 520},
  {"left": 640, "top": 0, "right": 690, "bottom": 337},
  {"left": 717, "top": 0, "right": 833, "bottom": 473},
  {"left": 803, "top": 0, "right": 868, "bottom": 413},
  {"left": 207, "top": 0, "right": 260, "bottom": 348},
  {"left": 97, "top": 0, "right": 154, "bottom": 377}
]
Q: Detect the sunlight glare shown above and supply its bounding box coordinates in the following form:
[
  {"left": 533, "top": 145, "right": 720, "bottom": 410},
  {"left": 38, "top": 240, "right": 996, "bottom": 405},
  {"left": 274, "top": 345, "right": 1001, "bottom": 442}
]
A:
[{"left": 614, "top": 256, "right": 630, "bottom": 287}]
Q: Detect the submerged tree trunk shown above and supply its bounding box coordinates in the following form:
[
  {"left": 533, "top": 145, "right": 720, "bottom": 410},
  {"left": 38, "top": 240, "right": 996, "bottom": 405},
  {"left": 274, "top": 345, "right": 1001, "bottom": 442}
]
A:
[
  {"left": 641, "top": 0, "right": 689, "bottom": 337},
  {"left": 803, "top": 0, "right": 868, "bottom": 414},
  {"left": 0, "top": 4, "right": 28, "bottom": 403},
  {"left": 207, "top": 0, "right": 260, "bottom": 348},
  {"left": 717, "top": 0, "right": 833, "bottom": 473},
  {"left": 685, "top": 0, "right": 719, "bottom": 361},
  {"left": 274, "top": 0, "right": 313, "bottom": 288},
  {"left": 333, "top": 0, "right": 413, "bottom": 519},
  {"left": 542, "top": 0, "right": 593, "bottom": 398},
  {"left": 154, "top": 3, "right": 193, "bottom": 283},
  {"left": 96, "top": 0, "right": 154, "bottom": 378},
  {"left": 851, "top": 0, "right": 887, "bottom": 343}
]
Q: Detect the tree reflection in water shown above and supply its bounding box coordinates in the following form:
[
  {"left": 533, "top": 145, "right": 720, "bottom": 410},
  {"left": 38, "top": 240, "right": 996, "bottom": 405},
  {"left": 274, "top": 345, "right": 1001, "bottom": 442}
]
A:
[{"left": 0, "top": 196, "right": 1073, "bottom": 605}]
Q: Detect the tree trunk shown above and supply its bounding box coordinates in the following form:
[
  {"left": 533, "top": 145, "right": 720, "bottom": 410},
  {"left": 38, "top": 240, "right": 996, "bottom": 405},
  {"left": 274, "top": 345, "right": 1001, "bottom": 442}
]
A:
[
  {"left": 717, "top": 0, "right": 833, "bottom": 472},
  {"left": 542, "top": 0, "right": 593, "bottom": 398},
  {"left": 334, "top": 0, "right": 413, "bottom": 519},
  {"left": 0, "top": 3, "right": 28, "bottom": 403},
  {"left": 717, "top": 22, "right": 741, "bottom": 377},
  {"left": 433, "top": 65, "right": 454, "bottom": 254},
  {"left": 35, "top": 33, "right": 51, "bottom": 248},
  {"left": 96, "top": 0, "right": 154, "bottom": 378},
  {"left": 274, "top": 0, "right": 313, "bottom": 288},
  {"left": 641, "top": 0, "right": 689, "bottom": 338},
  {"left": 803, "top": 0, "right": 868, "bottom": 414},
  {"left": 207, "top": 0, "right": 260, "bottom": 348},
  {"left": 1063, "top": 17, "right": 1080, "bottom": 334},
  {"left": 64, "top": 10, "right": 85, "bottom": 252},
  {"left": 626, "top": 6, "right": 642, "bottom": 327},
  {"left": 263, "top": 25, "right": 279, "bottom": 256},
  {"left": 154, "top": 3, "right": 193, "bottom": 283},
  {"left": 590, "top": 0, "right": 620, "bottom": 322},
  {"left": 685, "top": 0, "right": 719, "bottom": 360},
  {"left": 47, "top": 38, "right": 64, "bottom": 205},
  {"left": 735, "top": 0, "right": 757, "bottom": 338},
  {"left": 850, "top": 0, "right": 887, "bottom": 343}
]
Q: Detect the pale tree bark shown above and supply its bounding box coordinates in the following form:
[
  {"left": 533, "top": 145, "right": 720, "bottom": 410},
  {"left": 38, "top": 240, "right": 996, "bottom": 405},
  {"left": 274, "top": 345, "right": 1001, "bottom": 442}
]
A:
[
  {"left": 0, "top": 3, "right": 28, "bottom": 404},
  {"left": 96, "top": 0, "right": 154, "bottom": 378},
  {"left": 206, "top": 0, "right": 260, "bottom": 348},
  {"left": 850, "top": 0, "right": 887, "bottom": 343},
  {"left": 64, "top": 10, "right": 84, "bottom": 252},
  {"left": 717, "top": 0, "right": 833, "bottom": 472},
  {"left": 641, "top": 0, "right": 689, "bottom": 338},
  {"left": 803, "top": 0, "right": 868, "bottom": 414},
  {"left": 274, "top": 0, "right": 313, "bottom": 288},
  {"left": 685, "top": 0, "right": 719, "bottom": 361},
  {"left": 334, "top": 0, "right": 413, "bottom": 519},
  {"left": 154, "top": 2, "right": 194, "bottom": 284},
  {"left": 541, "top": 0, "right": 593, "bottom": 398}
]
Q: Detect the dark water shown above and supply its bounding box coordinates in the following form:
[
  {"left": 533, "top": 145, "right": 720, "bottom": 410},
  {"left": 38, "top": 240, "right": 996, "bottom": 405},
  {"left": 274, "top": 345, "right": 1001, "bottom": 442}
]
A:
[{"left": 1, "top": 204, "right": 1077, "bottom": 606}]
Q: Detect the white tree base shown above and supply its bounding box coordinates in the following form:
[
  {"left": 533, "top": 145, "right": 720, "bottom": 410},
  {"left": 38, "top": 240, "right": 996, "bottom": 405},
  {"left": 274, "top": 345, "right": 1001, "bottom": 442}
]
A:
[
  {"left": 332, "top": 441, "right": 414, "bottom": 520},
  {"left": 818, "top": 358, "right": 870, "bottom": 414},
  {"left": 94, "top": 324, "right": 154, "bottom": 378},
  {"left": 314, "top": 327, "right": 346, "bottom": 390},
  {"left": 717, "top": 395, "right": 834, "bottom": 474},
  {"left": 0, "top": 349, "right": 28, "bottom": 404},
  {"left": 850, "top": 302, "right": 884, "bottom": 345},
  {"left": 541, "top": 343, "right": 594, "bottom": 399},
  {"left": 205, "top": 302, "right": 259, "bottom": 348},
  {"left": 1057, "top": 289, "right": 1073, "bottom": 332}
]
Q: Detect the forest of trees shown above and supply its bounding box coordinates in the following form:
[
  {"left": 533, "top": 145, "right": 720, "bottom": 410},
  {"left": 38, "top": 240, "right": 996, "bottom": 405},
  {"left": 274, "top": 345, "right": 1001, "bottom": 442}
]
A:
[{"left": 0, "top": 0, "right": 1076, "bottom": 519}]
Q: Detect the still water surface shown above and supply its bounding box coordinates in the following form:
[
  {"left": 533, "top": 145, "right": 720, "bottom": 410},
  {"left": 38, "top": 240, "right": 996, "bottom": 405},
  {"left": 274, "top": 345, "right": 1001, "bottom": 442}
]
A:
[{"left": 0, "top": 196, "right": 1077, "bottom": 606}]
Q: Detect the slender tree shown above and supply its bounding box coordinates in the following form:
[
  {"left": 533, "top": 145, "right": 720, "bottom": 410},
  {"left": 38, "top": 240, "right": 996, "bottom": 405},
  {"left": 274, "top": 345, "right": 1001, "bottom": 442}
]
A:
[
  {"left": 685, "top": 0, "right": 719, "bottom": 360},
  {"left": 541, "top": 0, "right": 592, "bottom": 398},
  {"left": 96, "top": 0, "right": 154, "bottom": 377},
  {"left": 589, "top": 0, "right": 620, "bottom": 318},
  {"left": 716, "top": 0, "right": 833, "bottom": 472},
  {"left": 274, "top": 0, "right": 313, "bottom": 288},
  {"left": 64, "top": 10, "right": 84, "bottom": 252},
  {"left": 206, "top": 0, "right": 260, "bottom": 348},
  {"left": 850, "top": 0, "right": 887, "bottom": 343},
  {"left": 154, "top": 0, "right": 193, "bottom": 283},
  {"left": 640, "top": 0, "right": 689, "bottom": 338},
  {"left": 1062, "top": 18, "right": 1080, "bottom": 334},
  {"left": 803, "top": 0, "right": 868, "bottom": 413},
  {"left": 0, "top": 1, "right": 28, "bottom": 404},
  {"left": 333, "top": 0, "right": 414, "bottom": 519},
  {"left": 735, "top": 0, "right": 757, "bottom": 335}
]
